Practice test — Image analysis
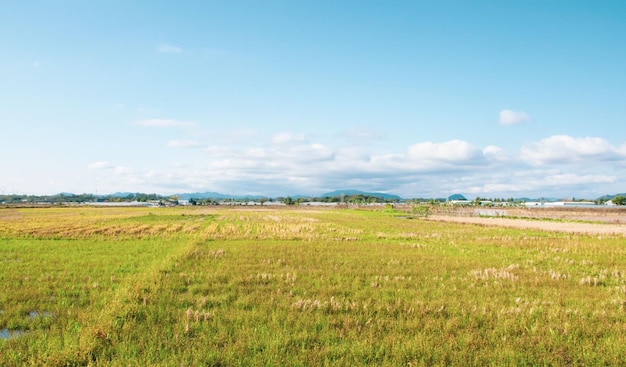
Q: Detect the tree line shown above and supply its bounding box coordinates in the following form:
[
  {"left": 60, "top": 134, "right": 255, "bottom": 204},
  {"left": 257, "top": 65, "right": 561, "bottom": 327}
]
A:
[{"left": 0, "top": 193, "right": 163, "bottom": 204}]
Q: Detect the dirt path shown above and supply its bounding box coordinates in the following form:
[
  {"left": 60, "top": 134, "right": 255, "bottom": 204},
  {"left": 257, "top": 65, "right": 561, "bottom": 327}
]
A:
[{"left": 427, "top": 215, "right": 626, "bottom": 236}]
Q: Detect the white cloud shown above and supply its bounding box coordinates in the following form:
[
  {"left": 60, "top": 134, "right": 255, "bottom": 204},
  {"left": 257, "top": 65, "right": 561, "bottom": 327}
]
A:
[
  {"left": 521, "top": 135, "right": 623, "bottom": 165},
  {"left": 342, "top": 126, "right": 384, "bottom": 141},
  {"left": 114, "top": 166, "right": 134, "bottom": 175},
  {"left": 499, "top": 109, "right": 530, "bottom": 125},
  {"left": 335, "top": 147, "right": 371, "bottom": 162},
  {"left": 543, "top": 173, "right": 616, "bottom": 186},
  {"left": 158, "top": 43, "right": 182, "bottom": 54},
  {"left": 87, "top": 161, "right": 113, "bottom": 169},
  {"left": 77, "top": 128, "right": 626, "bottom": 198},
  {"left": 437, "top": 168, "right": 619, "bottom": 199},
  {"left": 88, "top": 161, "right": 134, "bottom": 175},
  {"left": 134, "top": 119, "right": 196, "bottom": 128},
  {"left": 215, "top": 141, "right": 335, "bottom": 168},
  {"left": 408, "top": 140, "right": 482, "bottom": 163},
  {"left": 482, "top": 145, "right": 510, "bottom": 162},
  {"left": 272, "top": 132, "right": 305, "bottom": 144},
  {"left": 167, "top": 140, "right": 203, "bottom": 148}
]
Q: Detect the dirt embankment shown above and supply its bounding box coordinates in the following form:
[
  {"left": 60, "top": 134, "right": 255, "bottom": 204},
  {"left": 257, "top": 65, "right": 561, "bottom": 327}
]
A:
[{"left": 426, "top": 207, "right": 626, "bottom": 236}]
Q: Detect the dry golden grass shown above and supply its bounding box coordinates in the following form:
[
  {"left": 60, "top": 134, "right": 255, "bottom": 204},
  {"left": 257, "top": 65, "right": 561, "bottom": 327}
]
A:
[{"left": 2, "top": 205, "right": 626, "bottom": 366}]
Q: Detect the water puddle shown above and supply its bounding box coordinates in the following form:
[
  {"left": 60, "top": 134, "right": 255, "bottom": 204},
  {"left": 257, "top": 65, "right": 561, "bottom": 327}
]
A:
[
  {"left": 29, "top": 311, "right": 53, "bottom": 319},
  {"left": 0, "top": 311, "right": 54, "bottom": 340},
  {"left": 0, "top": 328, "right": 26, "bottom": 340}
]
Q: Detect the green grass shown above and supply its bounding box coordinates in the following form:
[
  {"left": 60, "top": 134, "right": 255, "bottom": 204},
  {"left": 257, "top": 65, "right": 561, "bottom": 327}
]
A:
[{"left": 1, "top": 207, "right": 625, "bottom": 365}]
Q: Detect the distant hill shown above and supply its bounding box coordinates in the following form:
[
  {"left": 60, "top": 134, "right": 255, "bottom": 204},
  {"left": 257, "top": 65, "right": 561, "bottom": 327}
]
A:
[
  {"left": 6, "top": 191, "right": 623, "bottom": 204},
  {"left": 597, "top": 193, "right": 626, "bottom": 201},
  {"left": 176, "top": 192, "right": 267, "bottom": 200},
  {"left": 52, "top": 190, "right": 624, "bottom": 203},
  {"left": 109, "top": 192, "right": 141, "bottom": 198},
  {"left": 516, "top": 197, "right": 573, "bottom": 202},
  {"left": 320, "top": 190, "right": 401, "bottom": 201},
  {"left": 177, "top": 192, "right": 231, "bottom": 200}
]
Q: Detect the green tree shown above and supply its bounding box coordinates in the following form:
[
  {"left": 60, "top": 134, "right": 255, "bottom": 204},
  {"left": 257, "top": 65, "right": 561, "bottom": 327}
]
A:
[{"left": 613, "top": 195, "right": 626, "bottom": 205}]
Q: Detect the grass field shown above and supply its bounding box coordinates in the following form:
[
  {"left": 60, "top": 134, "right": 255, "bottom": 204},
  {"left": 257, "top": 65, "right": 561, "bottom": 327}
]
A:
[{"left": 1, "top": 206, "right": 626, "bottom": 366}]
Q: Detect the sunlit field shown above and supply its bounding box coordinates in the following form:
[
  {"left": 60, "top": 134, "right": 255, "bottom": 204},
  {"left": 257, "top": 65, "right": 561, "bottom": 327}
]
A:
[{"left": 1, "top": 206, "right": 626, "bottom": 366}]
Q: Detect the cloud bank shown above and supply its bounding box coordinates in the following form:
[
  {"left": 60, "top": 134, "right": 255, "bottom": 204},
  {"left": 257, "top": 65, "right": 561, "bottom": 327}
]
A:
[
  {"left": 499, "top": 109, "right": 530, "bottom": 125},
  {"left": 521, "top": 135, "right": 626, "bottom": 165},
  {"left": 87, "top": 161, "right": 113, "bottom": 170},
  {"left": 89, "top": 120, "right": 626, "bottom": 198}
]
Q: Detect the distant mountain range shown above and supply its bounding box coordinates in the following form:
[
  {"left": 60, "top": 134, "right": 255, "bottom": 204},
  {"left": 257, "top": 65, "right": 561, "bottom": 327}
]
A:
[
  {"left": 106, "top": 192, "right": 267, "bottom": 200},
  {"left": 319, "top": 190, "right": 401, "bottom": 201},
  {"left": 175, "top": 192, "right": 262, "bottom": 200},
  {"left": 175, "top": 189, "right": 402, "bottom": 201},
  {"left": 8, "top": 191, "right": 623, "bottom": 202}
]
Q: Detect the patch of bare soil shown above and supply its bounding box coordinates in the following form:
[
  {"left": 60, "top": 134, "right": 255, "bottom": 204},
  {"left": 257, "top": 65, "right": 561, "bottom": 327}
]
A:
[{"left": 427, "top": 208, "right": 626, "bottom": 236}]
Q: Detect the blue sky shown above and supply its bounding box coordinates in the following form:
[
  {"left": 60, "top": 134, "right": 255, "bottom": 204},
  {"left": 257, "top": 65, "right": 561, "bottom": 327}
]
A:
[{"left": 2, "top": 1, "right": 625, "bottom": 198}]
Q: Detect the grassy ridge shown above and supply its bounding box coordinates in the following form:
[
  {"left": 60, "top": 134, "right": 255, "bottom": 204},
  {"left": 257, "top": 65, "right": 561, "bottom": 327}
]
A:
[{"left": 1, "top": 207, "right": 626, "bottom": 365}]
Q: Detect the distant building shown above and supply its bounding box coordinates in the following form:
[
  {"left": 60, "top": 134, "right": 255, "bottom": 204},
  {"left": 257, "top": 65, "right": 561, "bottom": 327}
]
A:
[
  {"left": 300, "top": 202, "right": 338, "bottom": 206},
  {"left": 524, "top": 201, "right": 598, "bottom": 208},
  {"left": 448, "top": 200, "right": 472, "bottom": 206}
]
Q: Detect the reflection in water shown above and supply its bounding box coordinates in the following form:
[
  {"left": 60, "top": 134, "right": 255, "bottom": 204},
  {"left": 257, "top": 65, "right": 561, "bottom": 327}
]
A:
[
  {"left": 0, "top": 310, "right": 53, "bottom": 340},
  {"left": 0, "top": 328, "right": 26, "bottom": 340}
]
